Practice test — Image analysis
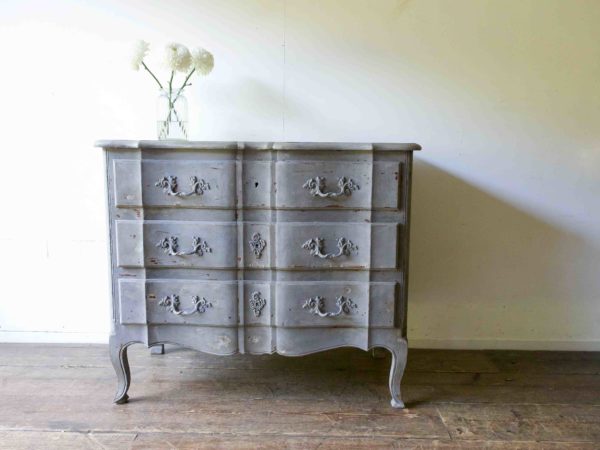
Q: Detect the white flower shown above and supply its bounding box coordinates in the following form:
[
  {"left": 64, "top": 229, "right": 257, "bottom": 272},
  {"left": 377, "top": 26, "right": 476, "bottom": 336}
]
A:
[
  {"left": 131, "top": 40, "right": 149, "bottom": 71},
  {"left": 191, "top": 47, "right": 214, "bottom": 76},
  {"left": 164, "top": 42, "right": 191, "bottom": 73}
]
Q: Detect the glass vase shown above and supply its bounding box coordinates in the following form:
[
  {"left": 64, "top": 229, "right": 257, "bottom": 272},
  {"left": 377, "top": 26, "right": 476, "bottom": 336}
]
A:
[{"left": 157, "top": 87, "right": 188, "bottom": 140}]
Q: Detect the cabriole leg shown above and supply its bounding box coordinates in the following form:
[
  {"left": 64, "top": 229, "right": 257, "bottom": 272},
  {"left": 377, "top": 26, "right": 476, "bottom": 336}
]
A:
[
  {"left": 388, "top": 339, "right": 408, "bottom": 408},
  {"left": 109, "top": 335, "right": 132, "bottom": 404}
]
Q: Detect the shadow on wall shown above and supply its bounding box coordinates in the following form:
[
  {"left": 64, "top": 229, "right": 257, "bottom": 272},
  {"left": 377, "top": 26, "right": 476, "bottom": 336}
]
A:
[{"left": 408, "top": 159, "right": 598, "bottom": 346}]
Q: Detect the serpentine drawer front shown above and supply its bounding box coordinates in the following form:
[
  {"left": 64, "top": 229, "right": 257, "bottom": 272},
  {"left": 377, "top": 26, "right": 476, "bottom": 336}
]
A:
[
  {"left": 113, "top": 159, "right": 236, "bottom": 208},
  {"left": 118, "top": 279, "right": 397, "bottom": 329},
  {"left": 113, "top": 158, "right": 405, "bottom": 210},
  {"left": 115, "top": 220, "right": 399, "bottom": 269},
  {"left": 99, "top": 140, "right": 420, "bottom": 409},
  {"left": 274, "top": 160, "right": 403, "bottom": 209}
]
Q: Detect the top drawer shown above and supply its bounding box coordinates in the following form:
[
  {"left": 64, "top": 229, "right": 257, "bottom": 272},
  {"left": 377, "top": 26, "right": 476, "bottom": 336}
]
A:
[
  {"left": 112, "top": 158, "right": 403, "bottom": 210},
  {"left": 274, "top": 161, "right": 401, "bottom": 209},
  {"left": 113, "top": 159, "right": 236, "bottom": 209}
]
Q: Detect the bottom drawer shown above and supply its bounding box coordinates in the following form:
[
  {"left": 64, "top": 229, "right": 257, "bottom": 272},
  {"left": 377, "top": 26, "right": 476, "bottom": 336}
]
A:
[
  {"left": 118, "top": 279, "right": 399, "bottom": 328},
  {"left": 275, "top": 282, "right": 396, "bottom": 328},
  {"left": 119, "top": 279, "right": 238, "bottom": 326}
]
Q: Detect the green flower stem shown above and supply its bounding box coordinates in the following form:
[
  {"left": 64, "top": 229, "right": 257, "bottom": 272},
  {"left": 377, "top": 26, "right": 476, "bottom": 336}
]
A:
[
  {"left": 168, "top": 71, "right": 174, "bottom": 109},
  {"left": 171, "top": 68, "right": 195, "bottom": 105},
  {"left": 166, "top": 71, "right": 175, "bottom": 132},
  {"left": 141, "top": 61, "right": 163, "bottom": 89},
  {"left": 162, "top": 70, "right": 194, "bottom": 138}
]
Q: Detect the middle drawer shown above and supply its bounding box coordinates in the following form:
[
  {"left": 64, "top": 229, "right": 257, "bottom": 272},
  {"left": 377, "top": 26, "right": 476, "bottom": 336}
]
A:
[{"left": 115, "top": 220, "right": 399, "bottom": 270}]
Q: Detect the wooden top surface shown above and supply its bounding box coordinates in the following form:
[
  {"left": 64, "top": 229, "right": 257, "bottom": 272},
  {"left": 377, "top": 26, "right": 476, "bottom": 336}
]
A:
[{"left": 95, "top": 140, "right": 421, "bottom": 151}]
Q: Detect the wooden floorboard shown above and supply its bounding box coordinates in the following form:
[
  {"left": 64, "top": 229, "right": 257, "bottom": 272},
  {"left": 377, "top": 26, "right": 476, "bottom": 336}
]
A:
[{"left": 0, "top": 344, "right": 598, "bottom": 449}]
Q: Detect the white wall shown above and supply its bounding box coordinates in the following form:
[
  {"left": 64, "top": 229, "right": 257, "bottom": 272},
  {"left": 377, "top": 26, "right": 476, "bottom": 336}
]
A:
[{"left": 0, "top": 0, "right": 598, "bottom": 349}]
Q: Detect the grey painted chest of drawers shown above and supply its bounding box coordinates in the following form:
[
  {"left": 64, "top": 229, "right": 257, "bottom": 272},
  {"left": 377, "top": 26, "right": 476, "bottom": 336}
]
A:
[{"left": 97, "top": 140, "right": 420, "bottom": 408}]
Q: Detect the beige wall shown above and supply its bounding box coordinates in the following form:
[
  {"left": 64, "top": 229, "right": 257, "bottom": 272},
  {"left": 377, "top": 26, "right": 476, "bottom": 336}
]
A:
[{"left": 0, "top": 0, "right": 598, "bottom": 349}]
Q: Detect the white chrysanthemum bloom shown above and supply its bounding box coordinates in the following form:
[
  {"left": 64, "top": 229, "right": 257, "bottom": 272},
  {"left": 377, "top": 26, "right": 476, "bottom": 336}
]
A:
[
  {"left": 191, "top": 47, "right": 214, "bottom": 76},
  {"left": 164, "top": 43, "right": 191, "bottom": 73},
  {"left": 131, "top": 40, "right": 149, "bottom": 71}
]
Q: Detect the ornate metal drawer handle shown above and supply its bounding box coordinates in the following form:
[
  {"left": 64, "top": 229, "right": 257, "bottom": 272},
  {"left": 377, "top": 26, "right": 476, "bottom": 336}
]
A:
[
  {"left": 301, "top": 237, "right": 357, "bottom": 259},
  {"left": 155, "top": 175, "right": 210, "bottom": 197},
  {"left": 302, "top": 295, "right": 357, "bottom": 318},
  {"left": 303, "top": 176, "right": 359, "bottom": 198},
  {"left": 156, "top": 236, "right": 212, "bottom": 256},
  {"left": 159, "top": 294, "right": 213, "bottom": 316}
]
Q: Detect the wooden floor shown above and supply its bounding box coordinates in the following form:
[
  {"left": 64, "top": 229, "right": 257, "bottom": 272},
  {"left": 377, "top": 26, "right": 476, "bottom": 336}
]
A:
[{"left": 0, "top": 345, "right": 598, "bottom": 449}]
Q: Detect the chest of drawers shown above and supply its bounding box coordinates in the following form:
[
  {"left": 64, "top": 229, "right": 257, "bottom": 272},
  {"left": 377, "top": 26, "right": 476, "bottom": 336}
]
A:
[{"left": 98, "top": 140, "right": 420, "bottom": 408}]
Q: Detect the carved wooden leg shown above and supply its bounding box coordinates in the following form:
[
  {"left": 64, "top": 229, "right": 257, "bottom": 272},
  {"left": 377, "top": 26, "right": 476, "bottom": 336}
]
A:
[
  {"left": 150, "top": 344, "right": 165, "bottom": 355},
  {"left": 109, "top": 336, "right": 132, "bottom": 404},
  {"left": 388, "top": 339, "right": 408, "bottom": 408}
]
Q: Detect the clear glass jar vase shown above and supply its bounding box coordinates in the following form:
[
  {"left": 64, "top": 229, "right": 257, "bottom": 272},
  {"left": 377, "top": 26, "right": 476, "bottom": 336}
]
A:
[{"left": 157, "top": 87, "right": 188, "bottom": 140}]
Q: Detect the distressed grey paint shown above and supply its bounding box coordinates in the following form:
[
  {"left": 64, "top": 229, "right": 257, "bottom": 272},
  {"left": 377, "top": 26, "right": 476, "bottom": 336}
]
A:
[
  {"left": 114, "top": 159, "right": 236, "bottom": 208},
  {"left": 116, "top": 221, "right": 398, "bottom": 270},
  {"left": 99, "top": 140, "right": 419, "bottom": 408}
]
